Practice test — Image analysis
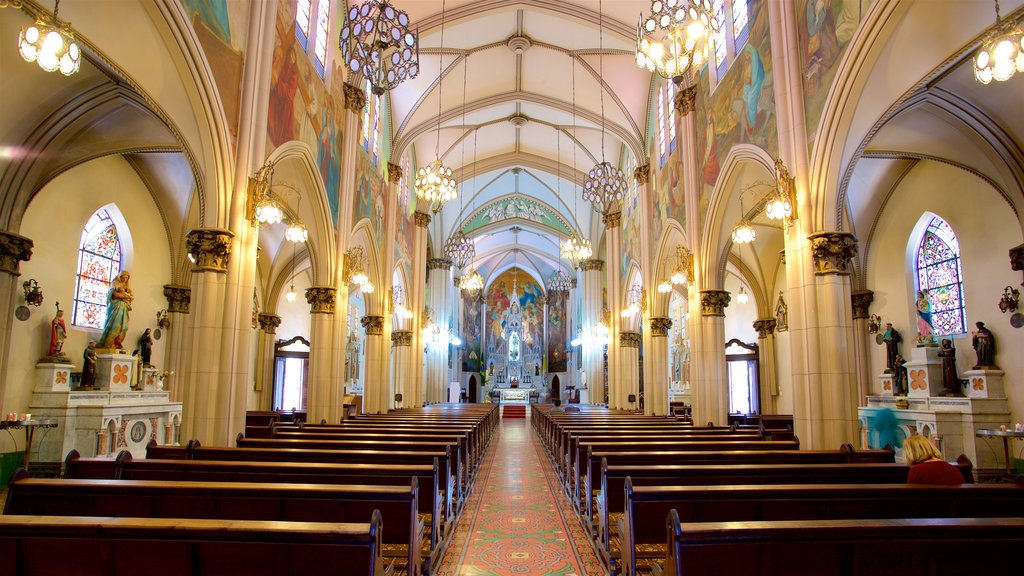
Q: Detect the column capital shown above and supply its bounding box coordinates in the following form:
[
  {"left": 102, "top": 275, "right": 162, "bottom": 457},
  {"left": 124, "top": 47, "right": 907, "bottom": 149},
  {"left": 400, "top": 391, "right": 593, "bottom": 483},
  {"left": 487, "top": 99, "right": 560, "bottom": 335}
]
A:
[
  {"left": 361, "top": 315, "right": 384, "bottom": 336},
  {"left": 258, "top": 313, "right": 282, "bottom": 333},
  {"left": 163, "top": 284, "right": 192, "bottom": 314},
  {"left": 580, "top": 258, "right": 605, "bottom": 272},
  {"left": 305, "top": 286, "right": 337, "bottom": 314},
  {"left": 650, "top": 317, "right": 673, "bottom": 337},
  {"left": 1011, "top": 243, "right": 1024, "bottom": 287},
  {"left": 620, "top": 331, "right": 642, "bottom": 348},
  {"left": 391, "top": 330, "right": 413, "bottom": 346},
  {"left": 0, "top": 230, "right": 33, "bottom": 275},
  {"left": 603, "top": 211, "right": 621, "bottom": 229},
  {"left": 387, "top": 162, "right": 403, "bottom": 184},
  {"left": 633, "top": 163, "right": 650, "bottom": 186},
  {"left": 808, "top": 231, "right": 858, "bottom": 275},
  {"left": 851, "top": 289, "right": 874, "bottom": 319},
  {"left": 700, "top": 289, "right": 731, "bottom": 317},
  {"left": 414, "top": 211, "right": 432, "bottom": 228},
  {"left": 674, "top": 85, "right": 697, "bottom": 115},
  {"left": 753, "top": 318, "right": 777, "bottom": 338},
  {"left": 186, "top": 229, "right": 234, "bottom": 273},
  {"left": 427, "top": 258, "right": 452, "bottom": 271},
  {"left": 343, "top": 82, "right": 367, "bottom": 112}
]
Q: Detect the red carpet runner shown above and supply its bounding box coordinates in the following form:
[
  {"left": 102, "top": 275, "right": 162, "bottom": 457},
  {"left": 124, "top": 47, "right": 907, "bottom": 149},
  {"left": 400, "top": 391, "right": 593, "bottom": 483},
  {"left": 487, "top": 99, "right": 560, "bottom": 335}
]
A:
[
  {"left": 502, "top": 405, "right": 527, "bottom": 418},
  {"left": 436, "top": 416, "right": 602, "bottom": 575}
]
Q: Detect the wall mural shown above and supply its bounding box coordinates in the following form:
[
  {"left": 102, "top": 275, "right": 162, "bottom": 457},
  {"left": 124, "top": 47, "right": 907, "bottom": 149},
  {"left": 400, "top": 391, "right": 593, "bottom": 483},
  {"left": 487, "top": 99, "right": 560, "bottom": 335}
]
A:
[
  {"left": 394, "top": 157, "right": 416, "bottom": 266},
  {"left": 651, "top": 145, "right": 684, "bottom": 248},
  {"left": 267, "top": 0, "right": 346, "bottom": 224},
  {"left": 353, "top": 150, "right": 386, "bottom": 242},
  {"left": 695, "top": 0, "right": 778, "bottom": 227},
  {"left": 461, "top": 291, "right": 482, "bottom": 373},
  {"left": 621, "top": 187, "right": 642, "bottom": 279},
  {"left": 461, "top": 196, "right": 572, "bottom": 237},
  {"left": 798, "top": 0, "right": 871, "bottom": 151},
  {"left": 547, "top": 292, "right": 568, "bottom": 372},
  {"left": 178, "top": 0, "right": 246, "bottom": 138},
  {"left": 485, "top": 268, "right": 545, "bottom": 379}
]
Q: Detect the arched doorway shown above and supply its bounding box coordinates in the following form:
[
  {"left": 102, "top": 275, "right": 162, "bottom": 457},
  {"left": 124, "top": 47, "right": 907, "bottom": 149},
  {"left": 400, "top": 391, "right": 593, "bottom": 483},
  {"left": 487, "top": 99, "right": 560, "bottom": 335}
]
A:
[
  {"left": 551, "top": 375, "right": 560, "bottom": 401},
  {"left": 468, "top": 375, "right": 477, "bottom": 403}
]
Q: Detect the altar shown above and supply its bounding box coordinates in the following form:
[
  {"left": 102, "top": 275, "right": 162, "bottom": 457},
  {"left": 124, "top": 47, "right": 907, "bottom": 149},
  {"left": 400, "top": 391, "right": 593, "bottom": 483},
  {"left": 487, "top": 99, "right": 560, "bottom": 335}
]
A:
[{"left": 497, "top": 388, "right": 533, "bottom": 404}]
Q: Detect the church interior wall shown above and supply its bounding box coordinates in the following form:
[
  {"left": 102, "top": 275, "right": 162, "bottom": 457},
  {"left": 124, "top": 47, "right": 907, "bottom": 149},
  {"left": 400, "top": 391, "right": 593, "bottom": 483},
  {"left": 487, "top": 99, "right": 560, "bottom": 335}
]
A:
[
  {"left": 723, "top": 272, "right": 758, "bottom": 346},
  {"left": 3, "top": 155, "right": 172, "bottom": 452},
  {"left": 772, "top": 258, "right": 793, "bottom": 415},
  {"left": 274, "top": 268, "right": 312, "bottom": 344},
  {"left": 864, "top": 160, "right": 1023, "bottom": 419}
]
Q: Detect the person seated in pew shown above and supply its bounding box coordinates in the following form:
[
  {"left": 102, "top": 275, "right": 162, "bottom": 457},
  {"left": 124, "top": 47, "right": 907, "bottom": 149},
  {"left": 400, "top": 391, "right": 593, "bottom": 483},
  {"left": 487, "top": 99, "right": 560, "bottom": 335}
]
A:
[
  {"left": 904, "top": 434, "right": 963, "bottom": 485},
  {"left": 549, "top": 398, "right": 566, "bottom": 415}
]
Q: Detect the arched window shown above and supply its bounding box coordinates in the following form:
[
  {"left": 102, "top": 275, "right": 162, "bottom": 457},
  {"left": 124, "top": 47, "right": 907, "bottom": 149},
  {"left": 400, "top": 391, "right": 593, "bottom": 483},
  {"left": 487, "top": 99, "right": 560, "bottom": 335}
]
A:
[
  {"left": 73, "top": 208, "right": 124, "bottom": 329},
  {"left": 294, "top": 0, "right": 331, "bottom": 78},
  {"left": 658, "top": 85, "right": 667, "bottom": 163},
  {"left": 915, "top": 216, "right": 966, "bottom": 336},
  {"left": 362, "top": 79, "right": 382, "bottom": 166},
  {"left": 710, "top": 0, "right": 750, "bottom": 81}
]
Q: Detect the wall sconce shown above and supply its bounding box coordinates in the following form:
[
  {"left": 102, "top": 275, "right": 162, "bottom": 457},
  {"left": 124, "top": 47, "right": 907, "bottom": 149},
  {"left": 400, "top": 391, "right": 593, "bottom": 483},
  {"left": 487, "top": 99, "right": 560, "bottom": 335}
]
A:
[
  {"left": 344, "top": 246, "right": 369, "bottom": 286},
  {"left": 736, "top": 286, "right": 748, "bottom": 304},
  {"left": 999, "top": 286, "right": 1020, "bottom": 314},
  {"left": 670, "top": 246, "right": 692, "bottom": 285},
  {"left": 22, "top": 279, "right": 43, "bottom": 306},
  {"left": 867, "top": 313, "right": 882, "bottom": 334},
  {"left": 766, "top": 157, "right": 796, "bottom": 221},
  {"left": 248, "top": 161, "right": 283, "bottom": 225}
]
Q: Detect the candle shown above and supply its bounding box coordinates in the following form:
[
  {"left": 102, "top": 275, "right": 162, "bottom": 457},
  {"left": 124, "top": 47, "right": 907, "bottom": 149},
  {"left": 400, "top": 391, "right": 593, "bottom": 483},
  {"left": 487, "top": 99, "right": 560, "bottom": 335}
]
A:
[{"left": 22, "top": 413, "right": 31, "bottom": 421}]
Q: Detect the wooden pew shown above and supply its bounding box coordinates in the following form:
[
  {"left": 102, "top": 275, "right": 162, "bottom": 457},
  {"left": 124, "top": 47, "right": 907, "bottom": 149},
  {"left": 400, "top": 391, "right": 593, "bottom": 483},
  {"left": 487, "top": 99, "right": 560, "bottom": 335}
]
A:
[
  {"left": 662, "top": 514, "right": 1024, "bottom": 576},
  {"left": 622, "top": 481, "right": 1024, "bottom": 576},
  {"left": 294, "top": 423, "right": 481, "bottom": 469},
  {"left": 6, "top": 472, "right": 422, "bottom": 576},
  {"left": 63, "top": 449, "right": 447, "bottom": 561},
  {"left": 0, "top": 513, "right": 386, "bottom": 576}
]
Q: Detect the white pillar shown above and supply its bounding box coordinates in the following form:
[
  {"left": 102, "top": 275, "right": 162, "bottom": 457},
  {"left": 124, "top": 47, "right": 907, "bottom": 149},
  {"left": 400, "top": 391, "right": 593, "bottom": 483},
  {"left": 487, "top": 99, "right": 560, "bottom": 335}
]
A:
[
  {"left": 620, "top": 332, "right": 641, "bottom": 411},
  {"left": 409, "top": 212, "right": 431, "bottom": 407},
  {"left": 697, "top": 290, "right": 730, "bottom": 426},
  {"left": 753, "top": 318, "right": 778, "bottom": 415},
  {"left": 851, "top": 290, "right": 874, "bottom": 407},
  {"left": 256, "top": 313, "right": 281, "bottom": 410},
  {"left": 305, "top": 287, "right": 338, "bottom": 423},
  {"left": 162, "top": 285, "right": 192, "bottom": 404},
  {"left": 0, "top": 231, "right": 32, "bottom": 418},
  {"left": 360, "top": 315, "right": 387, "bottom": 413},
  {"left": 647, "top": 317, "right": 673, "bottom": 416},
  {"left": 580, "top": 258, "right": 605, "bottom": 404},
  {"left": 603, "top": 212, "right": 624, "bottom": 409},
  {"left": 391, "top": 331, "right": 413, "bottom": 409},
  {"left": 426, "top": 258, "right": 452, "bottom": 403}
]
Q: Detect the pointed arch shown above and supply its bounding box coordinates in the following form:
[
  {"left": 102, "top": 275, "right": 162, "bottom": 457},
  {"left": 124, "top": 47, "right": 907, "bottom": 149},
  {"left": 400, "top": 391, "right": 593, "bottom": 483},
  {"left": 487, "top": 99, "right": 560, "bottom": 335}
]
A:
[
  {"left": 909, "top": 212, "right": 967, "bottom": 337},
  {"left": 72, "top": 205, "right": 132, "bottom": 329}
]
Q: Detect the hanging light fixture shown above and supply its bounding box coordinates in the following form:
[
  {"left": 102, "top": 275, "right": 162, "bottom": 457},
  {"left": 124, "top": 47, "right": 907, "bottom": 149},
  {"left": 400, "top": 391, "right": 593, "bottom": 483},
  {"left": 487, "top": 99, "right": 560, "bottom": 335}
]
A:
[
  {"left": 286, "top": 235, "right": 298, "bottom": 303},
  {"left": 621, "top": 282, "right": 645, "bottom": 318},
  {"left": 445, "top": 51, "right": 475, "bottom": 270},
  {"left": 974, "top": 0, "right": 1024, "bottom": 84},
  {"left": 548, "top": 268, "right": 575, "bottom": 293},
  {"left": 765, "top": 157, "right": 795, "bottom": 221},
  {"left": 657, "top": 281, "right": 673, "bottom": 294},
  {"left": 460, "top": 101, "right": 484, "bottom": 298},
  {"left": 732, "top": 196, "right": 756, "bottom": 245},
  {"left": 339, "top": 0, "right": 419, "bottom": 95},
  {"left": 248, "top": 162, "right": 284, "bottom": 225},
  {"left": 18, "top": 0, "right": 81, "bottom": 76},
  {"left": 345, "top": 247, "right": 369, "bottom": 286},
  {"left": 284, "top": 195, "right": 308, "bottom": 243},
  {"left": 458, "top": 270, "right": 484, "bottom": 295},
  {"left": 560, "top": 59, "right": 593, "bottom": 268},
  {"left": 414, "top": 0, "right": 457, "bottom": 212},
  {"left": 671, "top": 245, "right": 691, "bottom": 285},
  {"left": 583, "top": 0, "right": 629, "bottom": 216},
  {"left": 736, "top": 286, "right": 748, "bottom": 304},
  {"left": 635, "top": 0, "right": 715, "bottom": 85}
]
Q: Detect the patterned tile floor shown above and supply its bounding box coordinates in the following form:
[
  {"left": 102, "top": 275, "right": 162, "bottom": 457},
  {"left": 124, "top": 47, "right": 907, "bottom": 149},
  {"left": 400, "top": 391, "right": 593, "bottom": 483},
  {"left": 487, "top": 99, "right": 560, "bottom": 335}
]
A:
[{"left": 436, "top": 414, "right": 603, "bottom": 576}]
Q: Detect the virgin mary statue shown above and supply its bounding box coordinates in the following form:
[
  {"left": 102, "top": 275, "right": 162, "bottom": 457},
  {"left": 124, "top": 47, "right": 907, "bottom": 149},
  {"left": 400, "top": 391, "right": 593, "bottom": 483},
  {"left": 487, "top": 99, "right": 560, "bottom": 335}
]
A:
[{"left": 98, "top": 271, "right": 133, "bottom": 350}]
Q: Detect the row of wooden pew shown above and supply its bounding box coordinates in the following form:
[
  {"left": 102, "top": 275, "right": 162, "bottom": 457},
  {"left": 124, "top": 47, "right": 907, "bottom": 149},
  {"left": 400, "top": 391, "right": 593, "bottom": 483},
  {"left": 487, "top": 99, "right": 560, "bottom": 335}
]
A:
[
  {"left": 532, "top": 404, "right": 1024, "bottom": 576},
  {"left": 3, "top": 403, "right": 498, "bottom": 576}
]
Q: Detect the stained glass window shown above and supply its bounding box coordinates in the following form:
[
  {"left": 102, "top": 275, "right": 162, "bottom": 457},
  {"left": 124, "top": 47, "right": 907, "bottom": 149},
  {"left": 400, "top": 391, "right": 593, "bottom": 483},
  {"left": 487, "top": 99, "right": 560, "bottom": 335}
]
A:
[
  {"left": 312, "top": 0, "right": 331, "bottom": 74},
  {"left": 295, "top": 0, "right": 312, "bottom": 48},
  {"left": 658, "top": 85, "right": 667, "bottom": 164},
  {"left": 73, "top": 209, "right": 124, "bottom": 329},
  {"left": 667, "top": 81, "right": 677, "bottom": 154},
  {"left": 915, "top": 216, "right": 966, "bottom": 336},
  {"left": 732, "top": 0, "right": 749, "bottom": 44},
  {"left": 712, "top": 0, "right": 727, "bottom": 68}
]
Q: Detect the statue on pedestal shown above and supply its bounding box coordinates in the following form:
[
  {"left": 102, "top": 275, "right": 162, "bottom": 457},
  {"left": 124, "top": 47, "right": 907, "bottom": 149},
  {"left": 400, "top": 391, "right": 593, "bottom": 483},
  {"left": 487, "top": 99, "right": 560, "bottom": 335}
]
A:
[
  {"left": 138, "top": 329, "right": 153, "bottom": 367},
  {"left": 937, "top": 338, "right": 962, "bottom": 396},
  {"left": 81, "top": 341, "right": 97, "bottom": 390},
  {"left": 98, "top": 271, "right": 133, "bottom": 350},
  {"left": 915, "top": 290, "right": 936, "bottom": 347},
  {"left": 971, "top": 321, "right": 997, "bottom": 369},
  {"left": 47, "top": 302, "right": 68, "bottom": 361},
  {"left": 882, "top": 323, "right": 901, "bottom": 374},
  {"left": 892, "top": 354, "right": 907, "bottom": 396}
]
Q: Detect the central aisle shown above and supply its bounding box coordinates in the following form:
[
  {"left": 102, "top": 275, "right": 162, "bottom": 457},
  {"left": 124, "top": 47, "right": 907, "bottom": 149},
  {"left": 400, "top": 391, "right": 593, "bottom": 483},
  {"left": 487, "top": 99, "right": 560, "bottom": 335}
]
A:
[{"left": 436, "top": 414, "right": 603, "bottom": 576}]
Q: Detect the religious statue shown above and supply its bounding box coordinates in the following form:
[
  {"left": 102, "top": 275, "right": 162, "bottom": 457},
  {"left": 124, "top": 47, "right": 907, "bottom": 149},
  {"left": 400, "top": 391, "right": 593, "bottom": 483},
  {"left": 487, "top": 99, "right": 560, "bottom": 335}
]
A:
[
  {"left": 81, "top": 340, "right": 97, "bottom": 390},
  {"left": 775, "top": 291, "right": 788, "bottom": 332},
  {"left": 937, "top": 338, "right": 962, "bottom": 396},
  {"left": 138, "top": 328, "right": 153, "bottom": 367},
  {"left": 971, "top": 321, "right": 997, "bottom": 369},
  {"left": 48, "top": 302, "right": 68, "bottom": 360},
  {"left": 892, "top": 354, "right": 907, "bottom": 396},
  {"left": 882, "top": 323, "right": 901, "bottom": 374},
  {"left": 98, "top": 271, "right": 133, "bottom": 350},
  {"left": 915, "top": 290, "right": 936, "bottom": 346}
]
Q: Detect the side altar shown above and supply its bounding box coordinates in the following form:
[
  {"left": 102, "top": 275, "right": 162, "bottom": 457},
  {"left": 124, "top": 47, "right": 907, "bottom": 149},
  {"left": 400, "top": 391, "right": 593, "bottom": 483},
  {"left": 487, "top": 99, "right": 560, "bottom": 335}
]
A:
[
  {"left": 858, "top": 346, "right": 1010, "bottom": 478},
  {"left": 30, "top": 353, "right": 182, "bottom": 461}
]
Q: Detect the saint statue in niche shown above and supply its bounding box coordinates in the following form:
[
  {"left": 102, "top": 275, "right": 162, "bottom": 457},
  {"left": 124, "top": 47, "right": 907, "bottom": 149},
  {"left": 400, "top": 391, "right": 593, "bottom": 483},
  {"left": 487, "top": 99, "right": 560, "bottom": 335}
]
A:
[{"left": 775, "top": 291, "right": 788, "bottom": 332}]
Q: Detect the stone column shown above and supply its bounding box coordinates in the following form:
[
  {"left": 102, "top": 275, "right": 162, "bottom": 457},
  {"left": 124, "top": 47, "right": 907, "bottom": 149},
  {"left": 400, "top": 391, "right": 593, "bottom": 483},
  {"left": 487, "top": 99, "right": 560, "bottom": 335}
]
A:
[
  {"left": 647, "top": 317, "right": 673, "bottom": 416},
  {"left": 851, "top": 290, "right": 874, "bottom": 407},
  {"left": 580, "top": 258, "right": 604, "bottom": 404},
  {"left": 305, "top": 286, "right": 338, "bottom": 422},
  {"left": 256, "top": 313, "right": 281, "bottom": 410},
  {"left": 391, "top": 330, "right": 413, "bottom": 409},
  {"left": 360, "top": 315, "right": 386, "bottom": 413},
  {"left": 0, "top": 231, "right": 32, "bottom": 416},
  {"left": 426, "top": 258, "right": 452, "bottom": 403},
  {"left": 675, "top": 86, "right": 704, "bottom": 417},
  {"left": 183, "top": 229, "right": 235, "bottom": 444},
  {"left": 603, "top": 211, "right": 625, "bottom": 409},
  {"left": 697, "top": 290, "right": 730, "bottom": 426},
  {"left": 753, "top": 318, "right": 778, "bottom": 414},
  {"left": 162, "top": 285, "right": 191, "bottom": 404},
  {"left": 410, "top": 212, "right": 431, "bottom": 406},
  {"left": 619, "top": 331, "right": 642, "bottom": 411}
]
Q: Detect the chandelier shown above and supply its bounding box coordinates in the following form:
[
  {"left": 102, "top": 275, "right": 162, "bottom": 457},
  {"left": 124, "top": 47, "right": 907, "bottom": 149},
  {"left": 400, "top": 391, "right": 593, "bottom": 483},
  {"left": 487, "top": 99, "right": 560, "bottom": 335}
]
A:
[
  {"left": 458, "top": 269, "right": 484, "bottom": 296},
  {"left": 635, "top": 0, "right": 713, "bottom": 84},
  {"left": 736, "top": 286, "right": 748, "bottom": 304},
  {"left": 249, "top": 162, "right": 284, "bottom": 225},
  {"left": 339, "top": 0, "right": 419, "bottom": 95},
  {"left": 765, "top": 157, "right": 794, "bottom": 221},
  {"left": 670, "top": 245, "right": 691, "bottom": 284},
  {"left": 344, "top": 246, "right": 369, "bottom": 286},
  {"left": 285, "top": 221, "right": 308, "bottom": 243},
  {"left": 732, "top": 196, "right": 755, "bottom": 244},
  {"left": 548, "top": 268, "right": 575, "bottom": 293},
  {"left": 621, "top": 283, "right": 645, "bottom": 318},
  {"left": 443, "top": 229, "right": 475, "bottom": 269},
  {"left": 392, "top": 285, "right": 414, "bottom": 319},
  {"left": 585, "top": 0, "right": 628, "bottom": 216},
  {"left": 18, "top": 0, "right": 81, "bottom": 76},
  {"left": 974, "top": 0, "right": 1024, "bottom": 84},
  {"left": 561, "top": 234, "right": 593, "bottom": 268},
  {"left": 415, "top": 0, "right": 457, "bottom": 213}
]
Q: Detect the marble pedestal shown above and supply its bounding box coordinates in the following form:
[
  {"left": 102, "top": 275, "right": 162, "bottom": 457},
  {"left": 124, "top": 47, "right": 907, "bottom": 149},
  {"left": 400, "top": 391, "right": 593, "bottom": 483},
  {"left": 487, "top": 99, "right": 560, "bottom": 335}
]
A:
[
  {"left": 35, "top": 361, "right": 75, "bottom": 392},
  {"left": 963, "top": 369, "right": 1004, "bottom": 399},
  {"left": 96, "top": 353, "right": 135, "bottom": 392},
  {"left": 904, "top": 346, "right": 943, "bottom": 398}
]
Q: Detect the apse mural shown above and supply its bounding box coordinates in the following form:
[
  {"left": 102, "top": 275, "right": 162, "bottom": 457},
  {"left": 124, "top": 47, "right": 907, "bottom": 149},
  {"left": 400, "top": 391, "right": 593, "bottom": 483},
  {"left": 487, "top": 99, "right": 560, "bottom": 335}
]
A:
[
  {"left": 353, "top": 151, "right": 386, "bottom": 242},
  {"left": 695, "top": 0, "right": 778, "bottom": 227},
  {"left": 485, "top": 269, "right": 544, "bottom": 377},
  {"left": 798, "top": 0, "right": 871, "bottom": 150},
  {"left": 461, "top": 291, "right": 482, "bottom": 373},
  {"left": 462, "top": 196, "right": 572, "bottom": 237},
  {"left": 178, "top": 0, "right": 246, "bottom": 137},
  {"left": 267, "top": 0, "right": 347, "bottom": 224},
  {"left": 547, "top": 292, "right": 568, "bottom": 372}
]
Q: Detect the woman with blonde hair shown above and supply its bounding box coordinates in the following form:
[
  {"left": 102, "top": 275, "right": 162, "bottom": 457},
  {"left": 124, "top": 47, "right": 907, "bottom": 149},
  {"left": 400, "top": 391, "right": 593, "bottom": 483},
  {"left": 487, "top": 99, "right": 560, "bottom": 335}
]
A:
[{"left": 904, "top": 434, "right": 963, "bottom": 485}]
